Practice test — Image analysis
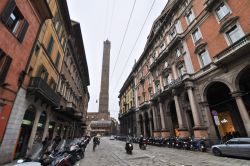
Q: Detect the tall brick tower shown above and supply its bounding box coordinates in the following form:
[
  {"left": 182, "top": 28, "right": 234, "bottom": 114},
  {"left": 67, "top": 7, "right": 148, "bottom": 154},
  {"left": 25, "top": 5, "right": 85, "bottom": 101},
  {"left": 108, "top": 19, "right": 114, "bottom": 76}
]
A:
[{"left": 98, "top": 40, "right": 111, "bottom": 120}]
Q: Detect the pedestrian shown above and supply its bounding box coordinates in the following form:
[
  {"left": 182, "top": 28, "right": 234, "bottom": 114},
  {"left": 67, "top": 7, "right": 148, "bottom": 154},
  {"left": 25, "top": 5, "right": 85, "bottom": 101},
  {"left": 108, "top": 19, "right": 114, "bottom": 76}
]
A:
[
  {"left": 93, "top": 135, "right": 99, "bottom": 151},
  {"left": 139, "top": 135, "right": 144, "bottom": 149}
]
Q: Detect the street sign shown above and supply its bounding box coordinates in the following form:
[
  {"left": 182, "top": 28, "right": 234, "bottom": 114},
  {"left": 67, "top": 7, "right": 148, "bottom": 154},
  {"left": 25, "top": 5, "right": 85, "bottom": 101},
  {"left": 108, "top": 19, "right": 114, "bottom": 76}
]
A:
[{"left": 213, "top": 115, "right": 220, "bottom": 126}]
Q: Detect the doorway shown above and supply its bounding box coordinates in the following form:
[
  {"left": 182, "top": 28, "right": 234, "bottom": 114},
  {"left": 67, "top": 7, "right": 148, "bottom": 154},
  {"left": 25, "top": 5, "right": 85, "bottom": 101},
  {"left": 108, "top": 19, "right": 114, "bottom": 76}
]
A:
[{"left": 15, "top": 105, "right": 36, "bottom": 159}]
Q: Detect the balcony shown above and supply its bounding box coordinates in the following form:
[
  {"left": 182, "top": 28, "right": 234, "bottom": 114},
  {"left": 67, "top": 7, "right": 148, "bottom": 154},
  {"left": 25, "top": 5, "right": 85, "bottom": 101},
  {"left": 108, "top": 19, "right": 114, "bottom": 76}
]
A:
[
  {"left": 152, "top": 89, "right": 162, "bottom": 100},
  {"left": 66, "top": 101, "right": 77, "bottom": 112},
  {"left": 28, "top": 77, "right": 60, "bottom": 107},
  {"left": 164, "top": 77, "right": 183, "bottom": 91},
  {"left": 139, "top": 101, "right": 149, "bottom": 110},
  {"left": 213, "top": 34, "right": 250, "bottom": 65}
]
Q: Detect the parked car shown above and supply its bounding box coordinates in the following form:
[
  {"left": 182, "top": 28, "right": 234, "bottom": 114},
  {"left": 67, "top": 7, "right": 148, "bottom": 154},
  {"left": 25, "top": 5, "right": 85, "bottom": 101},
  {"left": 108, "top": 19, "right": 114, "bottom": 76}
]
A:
[{"left": 211, "top": 138, "right": 250, "bottom": 158}]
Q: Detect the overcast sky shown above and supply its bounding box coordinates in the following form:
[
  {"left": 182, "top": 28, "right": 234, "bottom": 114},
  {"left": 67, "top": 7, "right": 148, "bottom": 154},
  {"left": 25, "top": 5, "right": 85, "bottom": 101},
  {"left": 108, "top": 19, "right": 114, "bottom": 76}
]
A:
[{"left": 67, "top": 0, "right": 169, "bottom": 120}]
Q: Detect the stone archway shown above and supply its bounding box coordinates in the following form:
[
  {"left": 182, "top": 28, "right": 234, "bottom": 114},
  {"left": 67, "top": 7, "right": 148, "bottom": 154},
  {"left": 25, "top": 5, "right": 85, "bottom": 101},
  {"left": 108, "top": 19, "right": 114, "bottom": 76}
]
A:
[
  {"left": 236, "top": 66, "right": 250, "bottom": 113},
  {"left": 15, "top": 105, "right": 36, "bottom": 159},
  {"left": 206, "top": 82, "right": 246, "bottom": 140}
]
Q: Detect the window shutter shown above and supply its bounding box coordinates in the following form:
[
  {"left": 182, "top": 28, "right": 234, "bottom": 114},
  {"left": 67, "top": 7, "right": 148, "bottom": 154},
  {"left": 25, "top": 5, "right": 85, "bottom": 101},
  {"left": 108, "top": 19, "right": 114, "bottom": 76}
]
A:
[
  {"left": 0, "top": 56, "right": 12, "bottom": 85},
  {"left": 17, "top": 20, "right": 29, "bottom": 42},
  {"left": 1, "top": 0, "right": 16, "bottom": 24}
]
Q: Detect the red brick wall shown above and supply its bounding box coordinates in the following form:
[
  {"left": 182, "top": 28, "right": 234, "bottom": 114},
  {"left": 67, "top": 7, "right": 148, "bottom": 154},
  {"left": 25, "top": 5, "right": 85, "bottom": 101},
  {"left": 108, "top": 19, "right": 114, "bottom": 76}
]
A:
[
  {"left": 184, "top": 0, "right": 250, "bottom": 72},
  {"left": 0, "top": 0, "right": 41, "bottom": 142}
]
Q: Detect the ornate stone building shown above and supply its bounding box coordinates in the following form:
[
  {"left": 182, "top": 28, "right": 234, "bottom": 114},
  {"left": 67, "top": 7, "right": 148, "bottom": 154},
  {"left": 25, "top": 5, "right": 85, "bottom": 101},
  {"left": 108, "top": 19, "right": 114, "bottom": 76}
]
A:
[{"left": 119, "top": 0, "right": 250, "bottom": 145}]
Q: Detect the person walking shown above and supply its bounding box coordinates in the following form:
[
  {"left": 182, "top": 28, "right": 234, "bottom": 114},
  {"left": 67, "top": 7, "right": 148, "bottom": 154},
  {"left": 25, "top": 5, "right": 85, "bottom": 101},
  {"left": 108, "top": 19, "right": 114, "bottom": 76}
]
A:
[{"left": 93, "top": 136, "right": 99, "bottom": 151}]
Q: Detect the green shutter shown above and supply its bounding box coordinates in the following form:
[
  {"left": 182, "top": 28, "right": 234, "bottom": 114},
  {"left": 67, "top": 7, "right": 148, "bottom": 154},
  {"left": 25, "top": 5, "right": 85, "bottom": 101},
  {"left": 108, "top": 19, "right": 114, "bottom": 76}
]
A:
[
  {"left": 17, "top": 19, "right": 29, "bottom": 42},
  {"left": 0, "top": 55, "right": 12, "bottom": 85},
  {"left": 1, "top": 0, "right": 16, "bottom": 24},
  {"left": 55, "top": 52, "right": 61, "bottom": 68},
  {"left": 47, "top": 36, "right": 54, "bottom": 56}
]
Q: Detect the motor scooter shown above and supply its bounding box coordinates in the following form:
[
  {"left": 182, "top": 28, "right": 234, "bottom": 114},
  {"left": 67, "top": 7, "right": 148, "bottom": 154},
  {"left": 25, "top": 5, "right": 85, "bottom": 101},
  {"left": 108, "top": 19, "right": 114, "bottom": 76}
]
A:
[{"left": 125, "top": 141, "right": 133, "bottom": 154}]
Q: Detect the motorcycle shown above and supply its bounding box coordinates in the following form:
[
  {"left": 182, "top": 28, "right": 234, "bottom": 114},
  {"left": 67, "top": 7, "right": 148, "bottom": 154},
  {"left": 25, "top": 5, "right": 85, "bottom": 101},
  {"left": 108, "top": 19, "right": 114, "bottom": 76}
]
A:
[{"left": 125, "top": 141, "right": 133, "bottom": 154}]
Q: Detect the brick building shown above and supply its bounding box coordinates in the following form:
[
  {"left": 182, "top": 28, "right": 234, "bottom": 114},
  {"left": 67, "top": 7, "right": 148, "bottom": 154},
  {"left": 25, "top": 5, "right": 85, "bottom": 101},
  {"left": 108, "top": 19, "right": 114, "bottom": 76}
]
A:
[
  {"left": 0, "top": 0, "right": 52, "bottom": 163},
  {"left": 119, "top": 0, "right": 250, "bottom": 145}
]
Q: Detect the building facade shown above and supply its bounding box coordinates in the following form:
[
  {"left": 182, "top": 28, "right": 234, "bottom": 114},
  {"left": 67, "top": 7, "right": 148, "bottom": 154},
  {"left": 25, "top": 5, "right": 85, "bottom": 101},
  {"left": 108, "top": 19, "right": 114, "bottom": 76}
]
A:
[
  {"left": 0, "top": 0, "right": 52, "bottom": 163},
  {"left": 0, "top": 0, "right": 90, "bottom": 164},
  {"left": 119, "top": 0, "right": 250, "bottom": 145},
  {"left": 118, "top": 73, "right": 137, "bottom": 137}
]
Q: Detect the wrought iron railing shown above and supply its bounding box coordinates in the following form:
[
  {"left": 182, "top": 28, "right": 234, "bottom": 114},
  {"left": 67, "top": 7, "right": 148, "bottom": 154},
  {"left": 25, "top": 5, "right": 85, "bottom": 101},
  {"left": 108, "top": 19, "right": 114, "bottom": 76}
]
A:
[{"left": 28, "top": 77, "right": 60, "bottom": 106}]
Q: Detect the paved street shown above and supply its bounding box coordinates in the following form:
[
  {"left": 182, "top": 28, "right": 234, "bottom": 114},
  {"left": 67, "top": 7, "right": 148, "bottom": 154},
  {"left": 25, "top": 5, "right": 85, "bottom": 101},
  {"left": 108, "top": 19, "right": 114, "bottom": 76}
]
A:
[{"left": 76, "top": 137, "right": 249, "bottom": 166}]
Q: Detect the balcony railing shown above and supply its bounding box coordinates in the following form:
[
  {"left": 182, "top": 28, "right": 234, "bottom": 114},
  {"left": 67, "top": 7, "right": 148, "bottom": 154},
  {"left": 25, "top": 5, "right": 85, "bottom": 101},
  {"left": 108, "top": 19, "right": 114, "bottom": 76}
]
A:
[
  {"left": 28, "top": 77, "right": 60, "bottom": 107},
  {"left": 164, "top": 77, "right": 183, "bottom": 91},
  {"left": 152, "top": 89, "right": 162, "bottom": 99},
  {"left": 66, "top": 101, "right": 77, "bottom": 112},
  {"left": 214, "top": 34, "right": 250, "bottom": 64}
]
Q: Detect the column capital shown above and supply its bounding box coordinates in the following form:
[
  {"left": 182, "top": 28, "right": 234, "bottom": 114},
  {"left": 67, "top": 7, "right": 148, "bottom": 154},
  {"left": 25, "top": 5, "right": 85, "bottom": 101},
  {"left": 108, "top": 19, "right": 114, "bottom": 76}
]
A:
[
  {"left": 172, "top": 89, "right": 179, "bottom": 96},
  {"left": 231, "top": 91, "right": 244, "bottom": 98},
  {"left": 157, "top": 97, "right": 164, "bottom": 103},
  {"left": 184, "top": 81, "right": 194, "bottom": 89},
  {"left": 199, "top": 101, "right": 209, "bottom": 107}
]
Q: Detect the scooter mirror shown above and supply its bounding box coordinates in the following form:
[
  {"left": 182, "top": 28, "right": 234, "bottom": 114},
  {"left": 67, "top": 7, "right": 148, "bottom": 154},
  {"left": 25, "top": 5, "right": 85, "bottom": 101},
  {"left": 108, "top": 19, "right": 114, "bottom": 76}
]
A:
[{"left": 17, "top": 159, "right": 24, "bottom": 164}]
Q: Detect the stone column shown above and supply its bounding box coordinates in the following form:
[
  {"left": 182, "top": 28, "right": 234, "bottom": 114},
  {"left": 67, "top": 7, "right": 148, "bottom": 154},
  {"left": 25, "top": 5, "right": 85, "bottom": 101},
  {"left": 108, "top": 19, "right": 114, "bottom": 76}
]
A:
[
  {"left": 200, "top": 101, "right": 218, "bottom": 145},
  {"left": 148, "top": 110, "right": 153, "bottom": 137},
  {"left": 152, "top": 106, "right": 158, "bottom": 130},
  {"left": 52, "top": 123, "right": 58, "bottom": 139},
  {"left": 232, "top": 91, "right": 250, "bottom": 136},
  {"left": 159, "top": 101, "right": 166, "bottom": 129},
  {"left": 172, "top": 89, "right": 189, "bottom": 138},
  {"left": 185, "top": 82, "right": 207, "bottom": 138},
  {"left": 27, "top": 110, "right": 41, "bottom": 155},
  {"left": 142, "top": 114, "right": 147, "bottom": 137},
  {"left": 42, "top": 114, "right": 50, "bottom": 141},
  {"left": 159, "top": 100, "right": 170, "bottom": 138},
  {"left": 60, "top": 125, "right": 65, "bottom": 138},
  {"left": 171, "top": 64, "right": 178, "bottom": 80}
]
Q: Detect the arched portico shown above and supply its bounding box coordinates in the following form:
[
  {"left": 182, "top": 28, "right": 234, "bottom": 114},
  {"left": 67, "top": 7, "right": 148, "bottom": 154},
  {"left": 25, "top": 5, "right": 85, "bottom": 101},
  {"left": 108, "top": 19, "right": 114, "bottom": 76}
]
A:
[{"left": 206, "top": 81, "right": 247, "bottom": 139}]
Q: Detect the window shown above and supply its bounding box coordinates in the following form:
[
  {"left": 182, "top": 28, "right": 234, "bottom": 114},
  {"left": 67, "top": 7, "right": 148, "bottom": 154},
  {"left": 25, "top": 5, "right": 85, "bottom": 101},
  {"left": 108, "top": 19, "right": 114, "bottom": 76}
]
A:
[
  {"left": 192, "top": 29, "right": 202, "bottom": 43},
  {"left": 1, "top": 0, "right": 29, "bottom": 42},
  {"left": 177, "top": 65, "right": 185, "bottom": 76},
  {"left": 176, "top": 48, "right": 181, "bottom": 57},
  {"left": 55, "top": 52, "right": 61, "bottom": 68},
  {"left": 0, "top": 49, "right": 12, "bottom": 85},
  {"left": 47, "top": 36, "right": 54, "bottom": 56},
  {"left": 169, "top": 27, "right": 177, "bottom": 40},
  {"left": 215, "top": 2, "right": 230, "bottom": 20},
  {"left": 160, "top": 43, "right": 165, "bottom": 52},
  {"left": 198, "top": 50, "right": 211, "bottom": 67},
  {"left": 186, "top": 10, "right": 195, "bottom": 24},
  {"left": 226, "top": 25, "right": 244, "bottom": 44}
]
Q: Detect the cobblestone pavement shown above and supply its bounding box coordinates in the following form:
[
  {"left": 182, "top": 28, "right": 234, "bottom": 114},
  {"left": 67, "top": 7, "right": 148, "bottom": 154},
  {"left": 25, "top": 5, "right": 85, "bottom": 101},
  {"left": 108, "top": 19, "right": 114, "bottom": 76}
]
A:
[{"left": 76, "top": 137, "right": 249, "bottom": 166}]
